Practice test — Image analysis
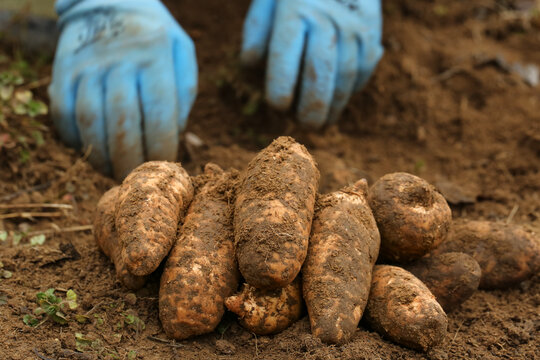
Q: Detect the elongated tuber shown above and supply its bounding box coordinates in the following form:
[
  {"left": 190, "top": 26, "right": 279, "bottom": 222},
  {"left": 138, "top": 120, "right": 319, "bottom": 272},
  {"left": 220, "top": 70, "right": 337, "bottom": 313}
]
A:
[
  {"left": 433, "top": 220, "right": 539, "bottom": 289},
  {"left": 115, "top": 161, "right": 194, "bottom": 276},
  {"left": 93, "top": 186, "right": 146, "bottom": 290},
  {"left": 365, "top": 265, "right": 448, "bottom": 351},
  {"left": 159, "top": 164, "right": 239, "bottom": 340},
  {"left": 235, "top": 136, "right": 319, "bottom": 289},
  {"left": 302, "top": 180, "right": 380, "bottom": 344},
  {"left": 405, "top": 252, "right": 481, "bottom": 312}
]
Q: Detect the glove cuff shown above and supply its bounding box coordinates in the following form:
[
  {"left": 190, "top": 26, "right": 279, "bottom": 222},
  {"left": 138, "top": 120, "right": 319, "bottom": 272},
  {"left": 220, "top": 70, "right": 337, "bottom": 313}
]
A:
[
  {"left": 57, "top": 0, "right": 169, "bottom": 25},
  {"left": 55, "top": 0, "right": 86, "bottom": 16}
]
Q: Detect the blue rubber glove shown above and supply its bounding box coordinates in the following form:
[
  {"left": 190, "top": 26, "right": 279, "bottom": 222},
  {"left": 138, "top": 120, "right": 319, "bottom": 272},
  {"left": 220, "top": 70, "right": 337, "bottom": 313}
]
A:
[
  {"left": 242, "top": 0, "right": 383, "bottom": 127},
  {"left": 49, "top": 0, "right": 197, "bottom": 180}
]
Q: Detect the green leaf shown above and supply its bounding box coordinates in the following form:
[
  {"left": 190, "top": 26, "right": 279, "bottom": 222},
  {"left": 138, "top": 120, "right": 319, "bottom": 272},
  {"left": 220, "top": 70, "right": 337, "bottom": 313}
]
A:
[
  {"left": 33, "top": 307, "right": 46, "bottom": 316},
  {"left": 13, "top": 102, "right": 27, "bottom": 115},
  {"left": 12, "top": 232, "right": 23, "bottom": 245},
  {"left": 50, "top": 311, "right": 68, "bottom": 325},
  {"left": 0, "top": 71, "right": 23, "bottom": 86},
  {"left": 23, "top": 314, "right": 39, "bottom": 327},
  {"left": 0, "top": 231, "right": 7, "bottom": 242},
  {"left": 127, "top": 350, "right": 137, "bottom": 360},
  {"left": 1, "top": 270, "right": 12, "bottom": 279},
  {"left": 27, "top": 100, "right": 48, "bottom": 117},
  {"left": 124, "top": 314, "right": 135, "bottom": 325},
  {"left": 75, "top": 333, "right": 93, "bottom": 352},
  {"left": 242, "top": 93, "right": 261, "bottom": 116},
  {"left": 75, "top": 314, "right": 89, "bottom": 324},
  {"left": 0, "top": 85, "right": 13, "bottom": 101},
  {"left": 93, "top": 314, "right": 104, "bottom": 326},
  {"left": 0, "top": 294, "right": 8, "bottom": 305},
  {"left": 31, "top": 131, "right": 45, "bottom": 147},
  {"left": 66, "top": 289, "right": 77, "bottom": 302},
  {"left": 29, "top": 234, "right": 46, "bottom": 246},
  {"left": 19, "top": 148, "right": 31, "bottom": 164},
  {"left": 44, "top": 288, "right": 59, "bottom": 303},
  {"left": 67, "top": 300, "right": 78, "bottom": 310},
  {"left": 15, "top": 90, "right": 32, "bottom": 104},
  {"left": 44, "top": 304, "right": 57, "bottom": 316}
]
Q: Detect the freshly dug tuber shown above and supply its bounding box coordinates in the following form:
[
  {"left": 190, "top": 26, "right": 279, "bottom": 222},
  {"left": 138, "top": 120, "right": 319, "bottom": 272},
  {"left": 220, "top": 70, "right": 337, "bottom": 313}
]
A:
[
  {"left": 367, "top": 172, "right": 451, "bottom": 263},
  {"left": 405, "top": 252, "right": 481, "bottom": 312},
  {"left": 235, "top": 136, "right": 320, "bottom": 289},
  {"left": 225, "top": 277, "right": 303, "bottom": 335},
  {"left": 160, "top": 164, "right": 240, "bottom": 340},
  {"left": 93, "top": 186, "right": 146, "bottom": 290},
  {"left": 116, "top": 161, "right": 194, "bottom": 276},
  {"left": 365, "top": 265, "right": 448, "bottom": 351},
  {"left": 302, "top": 179, "right": 380, "bottom": 344},
  {"left": 433, "top": 220, "right": 540, "bottom": 289}
]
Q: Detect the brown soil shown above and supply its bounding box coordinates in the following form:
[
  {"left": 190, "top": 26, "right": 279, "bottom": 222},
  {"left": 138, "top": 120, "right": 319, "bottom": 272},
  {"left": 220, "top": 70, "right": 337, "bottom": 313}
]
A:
[{"left": 1, "top": 1, "right": 539, "bottom": 359}]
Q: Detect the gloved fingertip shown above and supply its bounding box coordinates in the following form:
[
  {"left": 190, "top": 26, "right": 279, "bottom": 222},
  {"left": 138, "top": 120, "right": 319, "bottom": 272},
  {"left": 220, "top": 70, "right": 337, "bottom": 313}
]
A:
[
  {"left": 265, "top": 90, "right": 294, "bottom": 112},
  {"left": 297, "top": 101, "right": 328, "bottom": 130},
  {"left": 49, "top": 78, "right": 82, "bottom": 149},
  {"left": 241, "top": 0, "right": 277, "bottom": 66},
  {"left": 240, "top": 47, "right": 264, "bottom": 67}
]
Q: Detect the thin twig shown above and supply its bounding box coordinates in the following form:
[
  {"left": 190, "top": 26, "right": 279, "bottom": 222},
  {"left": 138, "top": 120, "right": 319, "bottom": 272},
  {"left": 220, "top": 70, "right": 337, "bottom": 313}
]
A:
[
  {"left": 254, "top": 333, "right": 259, "bottom": 357},
  {"left": 451, "top": 320, "right": 465, "bottom": 344},
  {"left": 59, "top": 349, "right": 93, "bottom": 360},
  {"left": 0, "top": 182, "right": 51, "bottom": 202},
  {"left": 146, "top": 336, "right": 185, "bottom": 348},
  {"left": 433, "top": 66, "right": 467, "bottom": 82},
  {"left": 20, "top": 76, "right": 51, "bottom": 91},
  {"left": 0, "top": 203, "right": 72, "bottom": 210},
  {"left": 26, "top": 225, "right": 93, "bottom": 237},
  {"left": 0, "top": 211, "right": 64, "bottom": 220},
  {"left": 33, "top": 348, "right": 54, "bottom": 360},
  {"left": 85, "top": 300, "right": 105, "bottom": 316},
  {"left": 506, "top": 205, "right": 519, "bottom": 224}
]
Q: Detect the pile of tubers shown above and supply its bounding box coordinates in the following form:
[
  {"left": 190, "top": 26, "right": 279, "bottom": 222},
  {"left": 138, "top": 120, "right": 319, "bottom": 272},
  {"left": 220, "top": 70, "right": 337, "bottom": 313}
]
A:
[{"left": 93, "top": 137, "right": 540, "bottom": 352}]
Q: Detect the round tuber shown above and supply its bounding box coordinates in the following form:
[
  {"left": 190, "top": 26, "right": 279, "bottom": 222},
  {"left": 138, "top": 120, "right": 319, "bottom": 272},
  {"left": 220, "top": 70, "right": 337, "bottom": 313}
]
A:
[{"left": 367, "top": 172, "right": 451, "bottom": 263}]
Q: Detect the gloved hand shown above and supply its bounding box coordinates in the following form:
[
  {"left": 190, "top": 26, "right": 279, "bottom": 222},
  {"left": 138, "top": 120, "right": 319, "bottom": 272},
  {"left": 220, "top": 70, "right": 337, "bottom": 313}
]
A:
[
  {"left": 241, "top": 0, "right": 383, "bottom": 128},
  {"left": 49, "top": 0, "right": 197, "bottom": 180}
]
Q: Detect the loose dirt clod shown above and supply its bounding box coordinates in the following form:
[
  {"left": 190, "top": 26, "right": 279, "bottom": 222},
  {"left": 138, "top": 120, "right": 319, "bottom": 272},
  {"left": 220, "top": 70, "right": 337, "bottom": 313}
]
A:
[
  {"left": 365, "top": 265, "right": 448, "bottom": 352},
  {"left": 433, "top": 220, "right": 540, "bottom": 289},
  {"left": 225, "top": 277, "right": 303, "bottom": 335},
  {"left": 93, "top": 186, "right": 146, "bottom": 290},
  {"left": 159, "top": 164, "right": 239, "bottom": 340},
  {"left": 367, "top": 172, "right": 452, "bottom": 263},
  {"left": 234, "top": 136, "right": 319, "bottom": 289},
  {"left": 115, "top": 161, "right": 194, "bottom": 276},
  {"left": 302, "top": 179, "right": 380, "bottom": 344},
  {"left": 405, "top": 252, "right": 481, "bottom": 312}
]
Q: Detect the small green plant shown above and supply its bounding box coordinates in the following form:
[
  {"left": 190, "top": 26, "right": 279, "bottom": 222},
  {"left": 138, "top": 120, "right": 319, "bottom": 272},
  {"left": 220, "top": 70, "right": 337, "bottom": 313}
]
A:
[
  {"left": 117, "top": 311, "right": 145, "bottom": 334},
  {"left": 0, "top": 261, "right": 12, "bottom": 280},
  {"left": 75, "top": 332, "right": 99, "bottom": 352},
  {"left": 23, "top": 288, "right": 79, "bottom": 327}
]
